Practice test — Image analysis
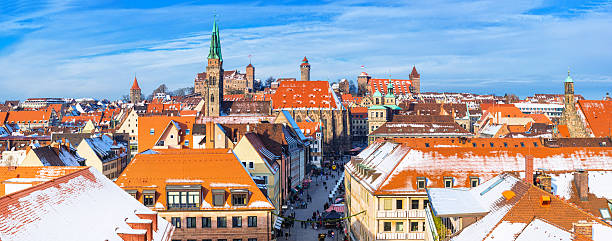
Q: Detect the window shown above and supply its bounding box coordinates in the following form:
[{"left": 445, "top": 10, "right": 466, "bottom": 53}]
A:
[
  {"left": 167, "top": 191, "right": 200, "bottom": 209},
  {"left": 233, "top": 239, "right": 242, "bottom": 241},
  {"left": 396, "top": 199, "right": 403, "bottom": 210},
  {"left": 425, "top": 143, "right": 430, "bottom": 147},
  {"left": 383, "top": 222, "right": 392, "bottom": 232},
  {"left": 171, "top": 217, "right": 181, "bottom": 228},
  {"left": 533, "top": 142, "right": 538, "bottom": 147},
  {"left": 410, "top": 221, "right": 419, "bottom": 232},
  {"left": 396, "top": 222, "right": 404, "bottom": 232},
  {"left": 231, "top": 192, "right": 247, "bottom": 206},
  {"left": 248, "top": 216, "right": 257, "bottom": 227},
  {"left": 213, "top": 190, "right": 225, "bottom": 206},
  {"left": 143, "top": 193, "right": 155, "bottom": 206},
  {"left": 248, "top": 239, "right": 257, "bottom": 241},
  {"left": 150, "top": 128, "right": 155, "bottom": 135},
  {"left": 417, "top": 177, "right": 426, "bottom": 189},
  {"left": 444, "top": 177, "right": 454, "bottom": 188},
  {"left": 217, "top": 217, "right": 227, "bottom": 228},
  {"left": 423, "top": 200, "right": 429, "bottom": 209},
  {"left": 411, "top": 200, "right": 420, "bottom": 209},
  {"left": 383, "top": 199, "right": 392, "bottom": 210},
  {"left": 248, "top": 162, "right": 254, "bottom": 169},
  {"left": 520, "top": 142, "right": 525, "bottom": 147},
  {"left": 232, "top": 216, "right": 242, "bottom": 227},
  {"left": 202, "top": 217, "right": 211, "bottom": 228},
  {"left": 470, "top": 177, "right": 480, "bottom": 187},
  {"left": 186, "top": 217, "right": 196, "bottom": 228},
  {"left": 503, "top": 142, "right": 508, "bottom": 147},
  {"left": 186, "top": 129, "right": 190, "bottom": 135},
  {"left": 489, "top": 142, "right": 494, "bottom": 147},
  {"left": 472, "top": 143, "right": 477, "bottom": 147},
  {"left": 218, "top": 239, "right": 227, "bottom": 241},
  {"left": 185, "top": 140, "right": 189, "bottom": 146},
  {"left": 203, "top": 240, "right": 212, "bottom": 241}
]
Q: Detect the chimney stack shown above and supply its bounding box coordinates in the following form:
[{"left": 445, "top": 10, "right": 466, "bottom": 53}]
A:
[
  {"left": 573, "top": 220, "right": 593, "bottom": 239},
  {"left": 524, "top": 155, "right": 534, "bottom": 185},
  {"left": 574, "top": 169, "right": 589, "bottom": 201},
  {"left": 126, "top": 217, "right": 153, "bottom": 241},
  {"left": 135, "top": 210, "right": 159, "bottom": 232}
]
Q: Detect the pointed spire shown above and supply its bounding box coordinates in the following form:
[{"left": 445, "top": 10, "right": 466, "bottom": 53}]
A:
[
  {"left": 410, "top": 65, "right": 420, "bottom": 78},
  {"left": 131, "top": 75, "right": 140, "bottom": 90},
  {"left": 207, "top": 17, "right": 222, "bottom": 60},
  {"left": 565, "top": 67, "right": 573, "bottom": 83}
]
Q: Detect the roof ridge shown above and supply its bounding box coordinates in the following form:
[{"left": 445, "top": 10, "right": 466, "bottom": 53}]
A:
[
  {"left": 0, "top": 167, "right": 91, "bottom": 206},
  {"left": 374, "top": 145, "right": 411, "bottom": 192}
]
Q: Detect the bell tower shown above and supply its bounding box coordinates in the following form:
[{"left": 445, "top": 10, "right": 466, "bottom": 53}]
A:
[
  {"left": 203, "top": 18, "right": 224, "bottom": 117},
  {"left": 300, "top": 57, "right": 310, "bottom": 81},
  {"left": 559, "top": 69, "right": 588, "bottom": 137}
]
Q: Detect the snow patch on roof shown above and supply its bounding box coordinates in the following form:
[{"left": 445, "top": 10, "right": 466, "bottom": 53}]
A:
[
  {"left": 484, "top": 221, "right": 526, "bottom": 241},
  {"left": 249, "top": 200, "right": 274, "bottom": 208},
  {"left": 513, "top": 219, "right": 572, "bottom": 241}
]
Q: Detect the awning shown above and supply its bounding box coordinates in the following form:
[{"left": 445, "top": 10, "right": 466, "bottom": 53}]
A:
[
  {"left": 273, "top": 216, "right": 284, "bottom": 230},
  {"left": 326, "top": 204, "right": 346, "bottom": 213}
]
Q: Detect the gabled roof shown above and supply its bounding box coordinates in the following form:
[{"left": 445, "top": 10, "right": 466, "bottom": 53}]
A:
[
  {"left": 31, "top": 145, "right": 85, "bottom": 166},
  {"left": 0, "top": 166, "right": 85, "bottom": 196},
  {"left": 137, "top": 116, "right": 195, "bottom": 151},
  {"left": 116, "top": 149, "right": 274, "bottom": 211},
  {"left": 244, "top": 133, "right": 280, "bottom": 174},
  {"left": 82, "top": 135, "right": 122, "bottom": 163},
  {"left": 0, "top": 167, "right": 173, "bottom": 241},
  {"left": 577, "top": 100, "right": 612, "bottom": 137},
  {"left": 6, "top": 110, "right": 51, "bottom": 123},
  {"left": 271, "top": 81, "right": 342, "bottom": 110}
]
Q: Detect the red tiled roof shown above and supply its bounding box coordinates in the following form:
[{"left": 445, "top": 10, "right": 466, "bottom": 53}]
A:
[
  {"left": 369, "top": 79, "right": 412, "bottom": 96},
  {"left": 578, "top": 100, "right": 612, "bottom": 137},
  {"left": 131, "top": 77, "right": 141, "bottom": 90},
  {"left": 0, "top": 112, "right": 7, "bottom": 124},
  {"left": 528, "top": 113, "right": 552, "bottom": 124},
  {"left": 271, "top": 81, "right": 340, "bottom": 109},
  {"left": 6, "top": 110, "right": 52, "bottom": 123},
  {"left": 115, "top": 149, "right": 274, "bottom": 211},
  {"left": 296, "top": 121, "right": 320, "bottom": 138},
  {"left": 350, "top": 106, "right": 368, "bottom": 114},
  {"left": 62, "top": 115, "right": 101, "bottom": 124},
  {"left": 0, "top": 166, "right": 86, "bottom": 196}
]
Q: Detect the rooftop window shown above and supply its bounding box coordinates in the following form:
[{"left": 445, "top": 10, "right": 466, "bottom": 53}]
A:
[
  {"left": 444, "top": 177, "right": 454, "bottom": 188},
  {"left": 212, "top": 189, "right": 225, "bottom": 207},
  {"left": 416, "top": 177, "right": 426, "bottom": 189}
]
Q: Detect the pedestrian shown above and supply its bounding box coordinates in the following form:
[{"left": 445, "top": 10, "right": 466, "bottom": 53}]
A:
[{"left": 285, "top": 232, "right": 288, "bottom": 240}]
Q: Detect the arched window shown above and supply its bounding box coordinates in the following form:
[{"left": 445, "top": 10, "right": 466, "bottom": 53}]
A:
[{"left": 211, "top": 94, "right": 215, "bottom": 103}]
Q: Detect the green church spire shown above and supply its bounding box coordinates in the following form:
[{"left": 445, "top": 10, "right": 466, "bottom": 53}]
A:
[{"left": 208, "top": 18, "right": 222, "bottom": 61}]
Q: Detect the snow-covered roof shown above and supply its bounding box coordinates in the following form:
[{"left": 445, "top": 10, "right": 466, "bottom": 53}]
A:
[{"left": 0, "top": 167, "right": 173, "bottom": 241}]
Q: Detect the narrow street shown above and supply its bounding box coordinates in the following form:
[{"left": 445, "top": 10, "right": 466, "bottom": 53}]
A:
[{"left": 280, "top": 166, "right": 346, "bottom": 241}]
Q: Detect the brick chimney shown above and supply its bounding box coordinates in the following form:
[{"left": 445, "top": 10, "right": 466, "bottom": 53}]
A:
[
  {"left": 573, "top": 220, "right": 593, "bottom": 238},
  {"left": 574, "top": 169, "right": 589, "bottom": 201},
  {"left": 524, "top": 155, "right": 534, "bottom": 185},
  {"left": 126, "top": 218, "right": 153, "bottom": 241}
]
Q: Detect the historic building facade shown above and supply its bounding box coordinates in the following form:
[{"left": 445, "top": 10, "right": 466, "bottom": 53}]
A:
[
  {"left": 194, "top": 19, "right": 224, "bottom": 117},
  {"left": 222, "top": 64, "right": 255, "bottom": 95},
  {"left": 559, "top": 71, "right": 589, "bottom": 137}
]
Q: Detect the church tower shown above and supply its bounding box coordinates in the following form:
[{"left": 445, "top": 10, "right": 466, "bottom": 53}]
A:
[
  {"left": 409, "top": 66, "right": 420, "bottom": 95},
  {"left": 559, "top": 70, "right": 589, "bottom": 137},
  {"left": 130, "top": 76, "right": 142, "bottom": 103},
  {"left": 202, "top": 18, "right": 224, "bottom": 117},
  {"left": 300, "top": 57, "right": 310, "bottom": 81},
  {"left": 246, "top": 63, "right": 255, "bottom": 92}
]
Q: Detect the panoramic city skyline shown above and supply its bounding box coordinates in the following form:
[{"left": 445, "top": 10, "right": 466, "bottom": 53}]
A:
[{"left": 1, "top": 0, "right": 612, "bottom": 100}]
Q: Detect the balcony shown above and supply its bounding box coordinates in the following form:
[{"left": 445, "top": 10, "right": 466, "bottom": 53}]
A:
[
  {"left": 167, "top": 203, "right": 199, "bottom": 210},
  {"left": 376, "top": 232, "right": 424, "bottom": 240},
  {"left": 377, "top": 209, "right": 425, "bottom": 218}
]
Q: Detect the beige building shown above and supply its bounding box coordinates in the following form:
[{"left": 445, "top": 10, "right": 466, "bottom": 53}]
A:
[
  {"left": 76, "top": 135, "right": 129, "bottom": 179},
  {"left": 116, "top": 149, "right": 274, "bottom": 241},
  {"left": 116, "top": 108, "right": 140, "bottom": 156},
  {"left": 234, "top": 133, "right": 282, "bottom": 213}
]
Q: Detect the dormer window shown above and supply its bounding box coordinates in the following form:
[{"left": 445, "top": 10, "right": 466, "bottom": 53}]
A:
[
  {"left": 231, "top": 189, "right": 248, "bottom": 206},
  {"left": 416, "top": 177, "right": 426, "bottom": 190},
  {"left": 212, "top": 189, "right": 225, "bottom": 206},
  {"left": 470, "top": 177, "right": 480, "bottom": 187},
  {"left": 444, "top": 177, "right": 454, "bottom": 188}
]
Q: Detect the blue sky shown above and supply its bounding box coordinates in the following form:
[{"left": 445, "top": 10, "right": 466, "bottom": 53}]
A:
[{"left": 1, "top": 0, "right": 611, "bottom": 100}]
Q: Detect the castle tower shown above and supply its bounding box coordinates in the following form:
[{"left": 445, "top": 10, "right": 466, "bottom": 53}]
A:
[
  {"left": 300, "top": 57, "right": 310, "bottom": 81},
  {"left": 409, "top": 66, "right": 420, "bottom": 95},
  {"left": 246, "top": 63, "right": 255, "bottom": 92},
  {"left": 203, "top": 18, "right": 224, "bottom": 117},
  {"left": 357, "top": 72, "right": 371, "bottom": 96},
  {"left": 130, "top": 76, "right": 142, "bottom": 103},
  {"left": 559, "top": 70, "right": 589, "bottom": 137}
]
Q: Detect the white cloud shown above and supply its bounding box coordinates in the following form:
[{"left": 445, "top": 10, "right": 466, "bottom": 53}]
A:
[{"left": 0, "top": 0, "right": 611, "bottom": 100}]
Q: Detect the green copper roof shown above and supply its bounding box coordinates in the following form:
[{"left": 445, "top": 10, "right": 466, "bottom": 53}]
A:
[
  {"left": 384, "top": 105, "right": 402, "bottom": 110},
  {"left": 368, "top": 105, "right": 387, "bottom": 110},
  {"left": 565, "top": 70, "right": 573, "bottom": 83},
  {"left": 208, "top": 19, "right": 222, "bottom": 60},
  {"left": 373, "top": 90, "right": 382, "bottom": 97},
  {"left": 385, "top": 80, "right": 395, "bottom": 98}
]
